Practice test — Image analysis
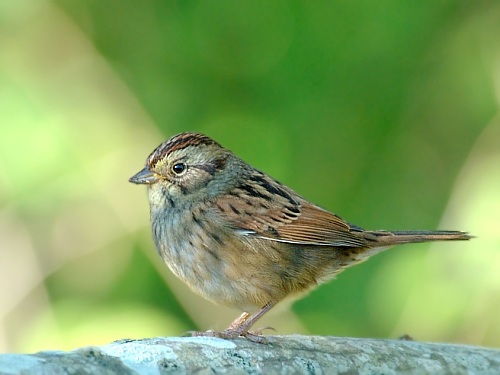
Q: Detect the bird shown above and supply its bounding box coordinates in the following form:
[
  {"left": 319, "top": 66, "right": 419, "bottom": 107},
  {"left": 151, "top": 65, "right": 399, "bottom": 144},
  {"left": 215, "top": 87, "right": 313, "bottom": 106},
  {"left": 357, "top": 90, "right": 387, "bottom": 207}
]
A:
[{"left": 129, "top": 132, "right": 471, "bottom": 342}]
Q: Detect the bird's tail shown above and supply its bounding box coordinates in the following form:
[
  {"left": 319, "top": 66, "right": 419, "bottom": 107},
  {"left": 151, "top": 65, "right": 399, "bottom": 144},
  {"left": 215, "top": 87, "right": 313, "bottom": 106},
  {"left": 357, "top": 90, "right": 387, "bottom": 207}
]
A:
[{"left": 365, "top": 230, "right": 472, "bottom": 246}]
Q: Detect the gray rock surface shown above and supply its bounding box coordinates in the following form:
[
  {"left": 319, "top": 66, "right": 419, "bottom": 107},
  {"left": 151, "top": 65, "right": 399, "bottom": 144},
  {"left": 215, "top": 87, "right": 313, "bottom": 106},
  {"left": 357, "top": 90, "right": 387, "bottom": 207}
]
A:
[{"left": 1, "top": 336, "right": 500, "bottom": 374}]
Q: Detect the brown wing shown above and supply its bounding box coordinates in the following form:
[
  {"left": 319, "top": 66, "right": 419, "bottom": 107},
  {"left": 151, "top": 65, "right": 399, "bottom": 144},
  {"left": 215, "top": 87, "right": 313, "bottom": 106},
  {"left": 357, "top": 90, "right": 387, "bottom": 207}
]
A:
[
  {"left": 212, "top": 172, "right": 368, "bottom": 248},
  {"left": 273, "top": 203, "right": 368, "bottom": 247}
]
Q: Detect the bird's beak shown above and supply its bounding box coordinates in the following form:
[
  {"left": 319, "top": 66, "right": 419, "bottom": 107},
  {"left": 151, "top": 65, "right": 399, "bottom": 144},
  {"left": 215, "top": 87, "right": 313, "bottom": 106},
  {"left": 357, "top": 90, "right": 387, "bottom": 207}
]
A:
[{"left": 129, "top": 167, "right": 158, "bottom": 185}]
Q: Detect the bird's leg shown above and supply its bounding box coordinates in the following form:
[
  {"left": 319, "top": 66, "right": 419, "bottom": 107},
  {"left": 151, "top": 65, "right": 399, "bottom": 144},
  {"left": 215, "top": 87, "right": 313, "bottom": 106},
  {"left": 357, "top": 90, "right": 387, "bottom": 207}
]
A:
[
  {"left": 222, "top": 301, "right": 275, "bottom": 342},
  {"left": 189, "top": 302, "right": 275, "bottom": 343},
  {"left": 226, "top": 312, "right": 251, "bottom": 330}
]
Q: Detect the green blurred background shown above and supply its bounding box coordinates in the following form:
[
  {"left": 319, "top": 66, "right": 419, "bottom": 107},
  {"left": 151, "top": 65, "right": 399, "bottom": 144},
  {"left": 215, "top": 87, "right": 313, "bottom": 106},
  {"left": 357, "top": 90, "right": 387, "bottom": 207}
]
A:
[{"left": 1, "top": 1, "right": 499, "bottom": 353}]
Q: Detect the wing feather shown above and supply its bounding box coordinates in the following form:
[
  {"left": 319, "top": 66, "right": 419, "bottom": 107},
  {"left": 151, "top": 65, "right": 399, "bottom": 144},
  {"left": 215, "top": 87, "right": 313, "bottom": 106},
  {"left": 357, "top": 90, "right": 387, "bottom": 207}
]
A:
[
  {"left": 212, "top": 171, "right": 367, "bottom": 248},
  {"left": 273, "top": 203, "right": 368, "bottom": 247}
]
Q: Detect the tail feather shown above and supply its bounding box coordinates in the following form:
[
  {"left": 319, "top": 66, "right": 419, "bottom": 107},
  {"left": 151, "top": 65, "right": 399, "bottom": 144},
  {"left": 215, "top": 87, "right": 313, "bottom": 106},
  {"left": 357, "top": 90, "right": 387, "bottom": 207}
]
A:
[{"left": 365, "top": 230, "right": 472, "bottom": 246}]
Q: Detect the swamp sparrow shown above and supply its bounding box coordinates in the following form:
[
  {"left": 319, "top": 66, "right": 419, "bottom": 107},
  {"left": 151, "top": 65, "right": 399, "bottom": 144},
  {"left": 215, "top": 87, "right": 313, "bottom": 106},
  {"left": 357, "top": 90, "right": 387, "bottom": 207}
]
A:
[{"left": 129, "top": 132, "right": 470, "bottom": 342}]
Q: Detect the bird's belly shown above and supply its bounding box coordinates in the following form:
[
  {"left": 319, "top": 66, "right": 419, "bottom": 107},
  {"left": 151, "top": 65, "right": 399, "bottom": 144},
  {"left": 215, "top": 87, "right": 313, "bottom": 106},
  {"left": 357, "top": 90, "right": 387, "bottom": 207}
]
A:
[
  {"left": 161, "top": 240, "right": 274, "bottom": 312},
  {"left": 153, "top": 216, "right": 284, "bottom": 312}
]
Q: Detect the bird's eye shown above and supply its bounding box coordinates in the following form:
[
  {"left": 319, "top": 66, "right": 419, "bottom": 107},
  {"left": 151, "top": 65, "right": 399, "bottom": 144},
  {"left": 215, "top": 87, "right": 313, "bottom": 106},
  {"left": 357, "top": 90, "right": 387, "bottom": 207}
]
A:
[{"left": 172, "top": 162, "right": 187, "bottom": 175}]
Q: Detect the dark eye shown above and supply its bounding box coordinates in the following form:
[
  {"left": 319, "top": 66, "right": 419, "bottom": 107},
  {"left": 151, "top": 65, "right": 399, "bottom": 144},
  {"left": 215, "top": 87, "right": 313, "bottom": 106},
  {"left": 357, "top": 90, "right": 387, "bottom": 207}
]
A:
[{"left": 172, "top": 162, "right": 187, "bottom": 175}]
